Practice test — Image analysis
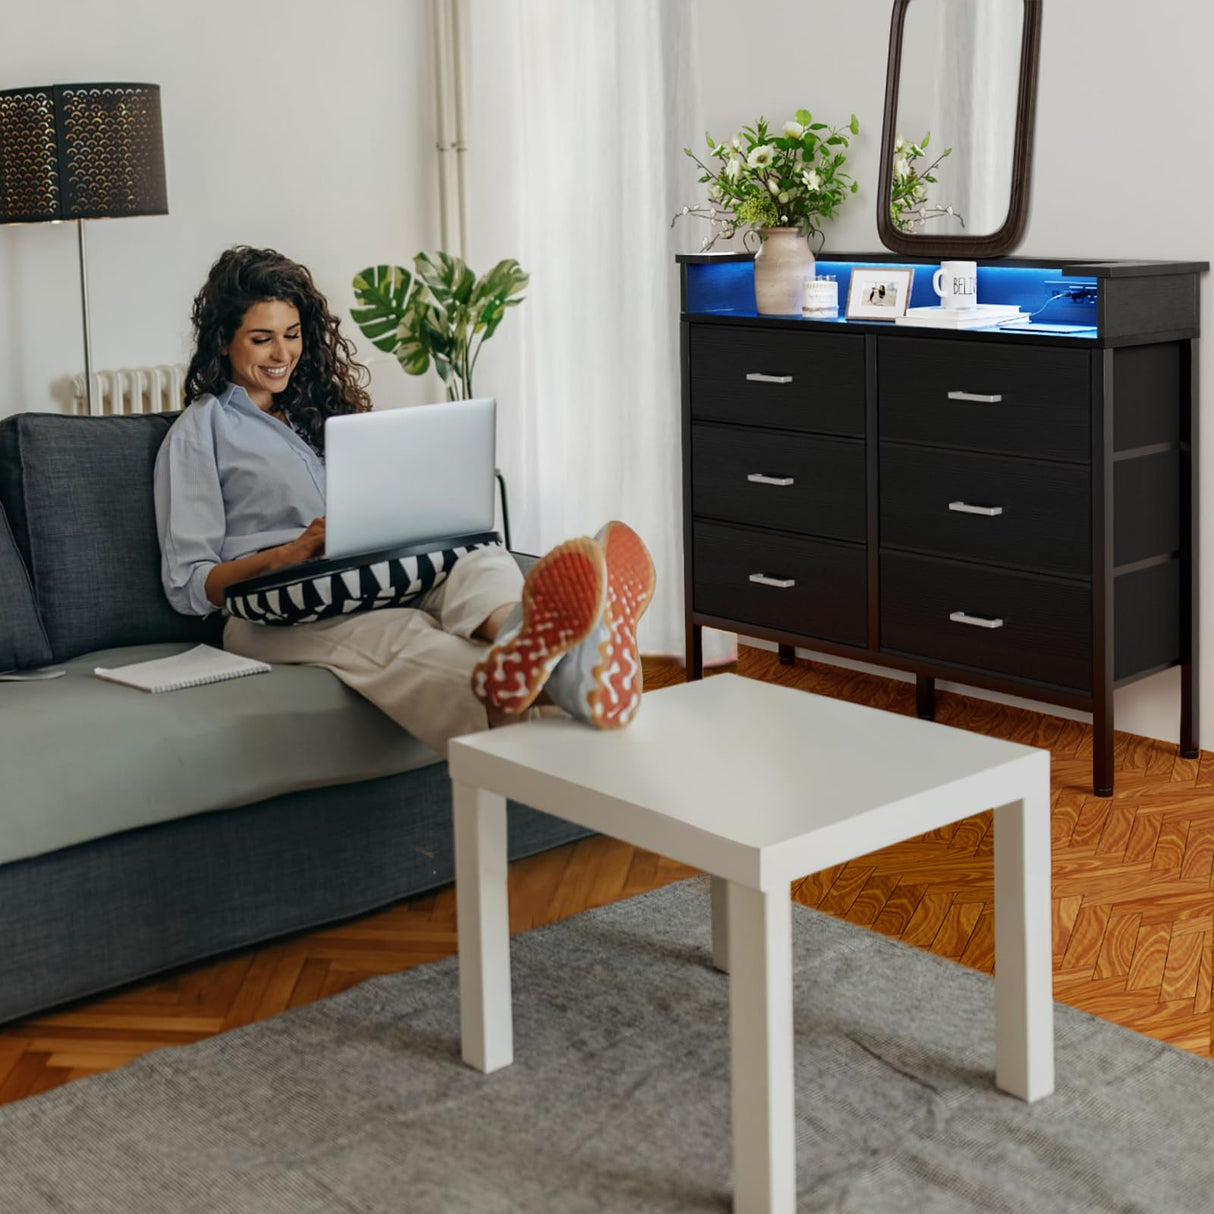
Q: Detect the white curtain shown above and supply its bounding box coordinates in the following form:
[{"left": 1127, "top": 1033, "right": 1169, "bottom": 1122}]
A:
[{"left": 464, "top": 0, "right": 733, "bottom": 662}]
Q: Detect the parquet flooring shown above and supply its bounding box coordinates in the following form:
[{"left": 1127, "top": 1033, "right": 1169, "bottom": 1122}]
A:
[{"left": 1, "top": 646, "right": 1210, "bottom": 1108}]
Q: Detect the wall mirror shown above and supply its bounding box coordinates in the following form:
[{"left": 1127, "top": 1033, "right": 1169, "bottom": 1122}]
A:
[{"left": 876, "top": 0, "right": 1042, "bottom": 257}]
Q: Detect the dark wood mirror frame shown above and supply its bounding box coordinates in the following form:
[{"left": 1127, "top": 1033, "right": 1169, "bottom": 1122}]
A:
[{"left": 875, "top": 0, "right": 1043, "bottom": 258}]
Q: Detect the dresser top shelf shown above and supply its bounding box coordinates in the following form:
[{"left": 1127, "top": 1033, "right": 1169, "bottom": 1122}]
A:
[
  {"left": 675, "top": 252, "right": 1209, "bottom": 277},
  {"left": 678, "top": 254, "right": 1206, "bottom": 347}
]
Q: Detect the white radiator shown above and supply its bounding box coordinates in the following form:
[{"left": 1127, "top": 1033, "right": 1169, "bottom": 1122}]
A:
[{"left": 70, "top": 365, "right": 187, "bottom": 415}]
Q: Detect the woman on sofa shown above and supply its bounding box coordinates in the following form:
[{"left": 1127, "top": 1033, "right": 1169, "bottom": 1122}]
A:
[{"left": 154, "top": 245, "right": 653, "bottom": 754}]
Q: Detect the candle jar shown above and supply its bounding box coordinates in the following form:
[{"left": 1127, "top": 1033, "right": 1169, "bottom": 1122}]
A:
[{"left": 802, "top": 275, "right": 839, "bottom": 317}]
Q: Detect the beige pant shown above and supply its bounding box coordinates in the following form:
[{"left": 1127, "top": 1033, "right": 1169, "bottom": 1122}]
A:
[{"left": 224, "top": 544, "right": 526, "bottom": 757}]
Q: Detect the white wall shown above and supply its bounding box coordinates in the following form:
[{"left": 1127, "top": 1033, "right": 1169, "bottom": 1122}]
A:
[
  {"left": 695, "top": 0, "right": 1214, "bottom": 745},
  {"left": 0, "top": 0, "right": 440, "bottom": 418}
]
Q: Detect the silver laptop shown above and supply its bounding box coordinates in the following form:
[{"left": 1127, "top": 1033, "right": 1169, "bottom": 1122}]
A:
[{"left": 323, "top": 397, "right": 497, "bottom": 559}]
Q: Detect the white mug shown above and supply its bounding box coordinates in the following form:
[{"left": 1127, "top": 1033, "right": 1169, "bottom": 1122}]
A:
[{"left": 932, "top": 260, "right": 978, "bottom": 309}]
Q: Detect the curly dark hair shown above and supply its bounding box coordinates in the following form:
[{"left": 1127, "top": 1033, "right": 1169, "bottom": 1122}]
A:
[{"left": 184, "top": 246, "right": 370, "bottom": 453}]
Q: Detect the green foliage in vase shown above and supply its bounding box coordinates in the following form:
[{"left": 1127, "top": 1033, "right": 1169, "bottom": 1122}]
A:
[
  {"left": 889, "top": 132, "right": 965, "bottom": 233},
  {"left": 672, "top": 109, "right": 860, "bottom": 251},
  {"left": 351, "top": 253, "right": 529, "bottom": 401}
]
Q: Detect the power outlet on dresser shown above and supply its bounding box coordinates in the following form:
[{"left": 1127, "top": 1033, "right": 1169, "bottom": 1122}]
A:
[{"left": 1043, "top": 279, "right": 1098, "bottom": 305}]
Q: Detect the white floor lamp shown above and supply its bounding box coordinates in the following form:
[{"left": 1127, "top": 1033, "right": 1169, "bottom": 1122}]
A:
[{"left": 0, "top": 83, "right": 168, "bottom": 415}]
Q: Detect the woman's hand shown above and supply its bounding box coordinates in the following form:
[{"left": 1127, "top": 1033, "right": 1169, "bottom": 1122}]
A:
[
  {"left": 278, "top": 517, "right": 326, "bottom": 567},
  {"left": 203, "top": 518, "right": 327, "bottom": 607}
]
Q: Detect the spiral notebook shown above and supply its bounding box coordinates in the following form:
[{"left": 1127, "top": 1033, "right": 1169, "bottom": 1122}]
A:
[{"left": 93, "top": 644, "right": 271, "bottom": 693}]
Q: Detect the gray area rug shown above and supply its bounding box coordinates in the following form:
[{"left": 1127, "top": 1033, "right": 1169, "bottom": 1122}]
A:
[{"left": 2, "top": 877, "right": 1211, "bottom": 1213}]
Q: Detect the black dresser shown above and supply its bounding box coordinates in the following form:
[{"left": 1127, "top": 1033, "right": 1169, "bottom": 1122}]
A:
[{"left": 679, "top": 254, "right": 1207, "bottom": 795}]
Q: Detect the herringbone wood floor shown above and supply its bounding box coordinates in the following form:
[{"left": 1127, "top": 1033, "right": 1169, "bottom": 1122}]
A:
[{"left": 2, "top": 646, "right": 1211, "bottom": 1107}]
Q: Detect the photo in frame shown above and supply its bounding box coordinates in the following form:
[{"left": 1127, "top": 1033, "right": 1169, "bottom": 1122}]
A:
[{"left": 846, "top": 267, "right": 915, "bottom": 320}]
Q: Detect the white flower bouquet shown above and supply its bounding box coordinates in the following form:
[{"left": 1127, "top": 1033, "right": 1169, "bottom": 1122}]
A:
[{"left": 673, "top": 110, "right": 860, "bottom": 251}]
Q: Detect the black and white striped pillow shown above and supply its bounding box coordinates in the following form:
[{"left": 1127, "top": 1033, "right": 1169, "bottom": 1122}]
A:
[{"left": 225, "top": 533, "right": 501, "bottom": 627}]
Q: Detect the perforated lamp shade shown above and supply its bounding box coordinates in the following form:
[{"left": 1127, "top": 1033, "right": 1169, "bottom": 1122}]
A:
[{"left": 0, "top": 83, "right": 167, "bottom": 224}]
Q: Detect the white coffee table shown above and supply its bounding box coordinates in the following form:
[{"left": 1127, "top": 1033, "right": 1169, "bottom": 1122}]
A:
[{"left": 448, "top": 674, "right": 1053, "bottom": 1214}]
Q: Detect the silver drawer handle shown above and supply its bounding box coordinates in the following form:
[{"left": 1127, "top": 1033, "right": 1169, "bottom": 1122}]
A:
[
  {"left": 747, "top": 473, "right": 795, "bottom": 487},
  {"left": 948, "top": 500, "right": 1004, "bottom": 517},
  {"left": 749, "top": 573, "right": 796, "bottom": 589},
  {"left": 947, "top": 390, "right": 1003, "bottom": 403},
  {"left": 949, "top": 611, "right": 1004, "bottom": 629},
  {"left": 746, "top": 372, "right": 793, "bottom": 384}
]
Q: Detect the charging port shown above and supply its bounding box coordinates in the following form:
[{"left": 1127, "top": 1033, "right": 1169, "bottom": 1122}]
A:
[{"left": 1043, "top": 278, "right": 1098, "bottom": 305}]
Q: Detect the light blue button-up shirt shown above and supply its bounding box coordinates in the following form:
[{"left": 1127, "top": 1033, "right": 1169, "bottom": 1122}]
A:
[{"left": 154, "top": 382, "right": 326, "bottom": 616}]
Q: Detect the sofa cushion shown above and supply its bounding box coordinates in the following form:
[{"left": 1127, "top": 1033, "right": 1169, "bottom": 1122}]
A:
[
  {"left": 0, "top": 504, "right": 52, "bottom": 671},
  {"left": 0, "top": 643, "right": 441, "bottom": 866},
  {"left": 0, "top": 413, "right": 220, "bottom": 661}
]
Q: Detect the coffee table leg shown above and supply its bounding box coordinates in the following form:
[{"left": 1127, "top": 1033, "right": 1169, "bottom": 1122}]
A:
[
  {"left": 710, "top": 875, "right": 730, "bottom": 972},
  {"left": 453, "top": 780, "right": 513, "bottom": 1073},
  {"left": 728, "top": 883, "right": 795, "bottom": 1214},
  {"left": 993, "top": 788, "right": 1054, "bottom": 1102}
]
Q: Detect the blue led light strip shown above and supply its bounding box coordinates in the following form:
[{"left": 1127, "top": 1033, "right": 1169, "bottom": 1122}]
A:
[{"left": 683, "top": 258, "right": 1099, "bottom": 335}]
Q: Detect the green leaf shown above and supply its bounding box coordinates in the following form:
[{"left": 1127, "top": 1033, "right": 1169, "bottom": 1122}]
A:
[
  {"left": 809, "top": 122, "right": 827, "bottom": 131},
  {"left": 795, "top": 109, "right": 811, "bottom": 125},
  {"left": 413, "top": 252, "right": 448, "bottom": 305},
  {"left": 396, "top": 329, "right": 431, "bottom": 376},
  {"left": 921, "top": 130, "right": 930, "bottom": 147},
  {"left": 472, "top": 258, "right": 529, "bottom": 307},
  {"left": 471, "top": 259, "right": 529, "bottom": 339},
  {"left": 350, "top": 265, "right": 413, "bottom": 354},
  {"left": 414, "top": 250, "right": 474, "bottom": 308},
  {"left": 850, "top": 113, "right": 860, "bottom": 135}
]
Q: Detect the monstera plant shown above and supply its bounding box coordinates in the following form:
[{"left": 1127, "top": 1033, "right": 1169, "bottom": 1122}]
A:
[{"left": 351, "top": 253, "right": 529, "bottom": 401}]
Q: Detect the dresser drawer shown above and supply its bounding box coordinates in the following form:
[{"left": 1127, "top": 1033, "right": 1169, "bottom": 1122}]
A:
[
  {"left": 878, "top": 336, "right": 1091, "bottom": 462},
  {"left": 692, "top": 424, "right": 865, "bottom": 542},
  {"left": 881, "top": 552, "right": 1091, "bottom": 691},
  {"left": 880, "top": 445, "right": 1090, "bottom": 577},
  {"left": 690, "top": 324, "right": 865, "bottom": 437},
  {"left": 694, "top": 521, "right": 866, "bottom": 646}
]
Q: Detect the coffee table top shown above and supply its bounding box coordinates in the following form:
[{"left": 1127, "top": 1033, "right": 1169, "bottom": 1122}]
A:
[{"left": 449, "top": 674, "right": 1048, "bottom": 889}]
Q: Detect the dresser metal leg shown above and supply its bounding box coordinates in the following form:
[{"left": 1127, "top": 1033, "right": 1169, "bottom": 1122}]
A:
[
  {"left": 916, "top": 674, "right": 935, "bottom": 720},
  {"left": 778, "top": 644, "right": 795, "bottom": 666},
  {"left": 1181, "top": 661, "right": 1199, "bottom": 760},
  {"left": 685, "top": 623, "right": 703, "bottom": 681},
  {"left": 1093, "top": 689, "right": 1114, "bottom": 797}
]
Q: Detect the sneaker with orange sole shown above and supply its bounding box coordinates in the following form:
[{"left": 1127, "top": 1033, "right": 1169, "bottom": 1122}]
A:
[
  {"left": 470, "top": 536, "right": 606, "bottom": 716},
  {"left": 545, "top": 520, "right": 656, "bottom": 729}
]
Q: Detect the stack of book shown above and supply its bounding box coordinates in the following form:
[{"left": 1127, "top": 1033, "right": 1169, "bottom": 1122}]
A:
[{"left": 895, "top": 303, "right": 1027, "bottom": 330}]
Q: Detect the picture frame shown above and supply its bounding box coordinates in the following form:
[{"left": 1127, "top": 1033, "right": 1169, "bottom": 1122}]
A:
[{"left": 845, "top": 267, "right": 915, "bottom": 320}]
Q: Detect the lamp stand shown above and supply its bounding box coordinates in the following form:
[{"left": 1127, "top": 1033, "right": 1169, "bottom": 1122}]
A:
[{"left": 77, "top": 219, "right": 96, "bottom": 415}]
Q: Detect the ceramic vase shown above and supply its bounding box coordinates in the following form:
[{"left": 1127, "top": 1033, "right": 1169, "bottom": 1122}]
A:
[{"left": 753, "top": 227, "right": 816, "bottom": 315}]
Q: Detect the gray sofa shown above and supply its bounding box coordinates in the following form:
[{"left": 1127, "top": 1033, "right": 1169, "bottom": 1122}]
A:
[{"left": 0, "top": 411, "right": 587, "bottom": 1025}]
